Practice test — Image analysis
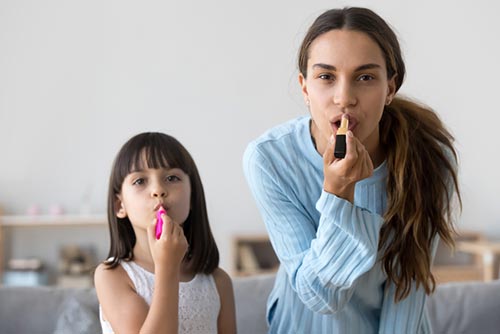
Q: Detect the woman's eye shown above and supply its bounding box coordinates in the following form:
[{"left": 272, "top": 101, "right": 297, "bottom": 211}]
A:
[
  {"left": 358, "top": 74, "right": 374, "bottom": 81},
  {"left": 133, "top": 178, "right": 145, "bottom": 185},
  {"left": 319, "top": 74, "right": 334, "bottom": 81}
]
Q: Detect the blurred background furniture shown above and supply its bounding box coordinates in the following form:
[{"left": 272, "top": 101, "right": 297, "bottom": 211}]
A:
[
  {"left": 2, "top": 273, "right": 500, "bottom": 334},
  {"left": 431, "top": 229, "right": 500, "bottom": 283}
]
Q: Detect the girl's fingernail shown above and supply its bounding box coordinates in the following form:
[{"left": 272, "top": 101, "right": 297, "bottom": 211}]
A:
[
  {"left": 347, "top": 131, "right": 353, "bottom": 137},
  {"left": 329, "top": 134, "right": 335, "bottom": 144}
]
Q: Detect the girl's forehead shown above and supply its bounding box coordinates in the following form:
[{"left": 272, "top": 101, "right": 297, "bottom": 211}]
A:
[{"left": 134, "top": 149, "right": 171, "bottom": 169}]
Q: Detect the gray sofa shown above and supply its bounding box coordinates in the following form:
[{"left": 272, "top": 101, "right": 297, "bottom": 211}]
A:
[{"left": 1, "top": 274, "right": 500, "bottom": 334}]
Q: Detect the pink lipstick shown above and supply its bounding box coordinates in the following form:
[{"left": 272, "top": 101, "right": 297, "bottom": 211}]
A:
[{"left": 155, "top": 207, "right": 167, "bottom": 239}]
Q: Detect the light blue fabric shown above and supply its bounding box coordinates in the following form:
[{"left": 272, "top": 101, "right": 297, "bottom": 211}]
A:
[{"left": 243, "top": 115, "right": 432, "bottom": 334}]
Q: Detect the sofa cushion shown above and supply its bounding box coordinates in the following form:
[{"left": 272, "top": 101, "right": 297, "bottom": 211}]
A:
[
  {"left": 53, "top": 291, "right": 100, "bottom": 334},
  {"left": 426, "top": 279, "right": 500, "bottom": 334},
  {"left": 233, "top": 273, "right": 275, "bottom": 334}
]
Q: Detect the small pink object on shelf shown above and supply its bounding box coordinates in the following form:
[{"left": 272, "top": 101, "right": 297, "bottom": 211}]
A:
[
  {"left": 27, "top": 205, "right": 41, "bottom": 216},
  {"left": 155, "top": 207, "right": 167, "bottom": 240}
]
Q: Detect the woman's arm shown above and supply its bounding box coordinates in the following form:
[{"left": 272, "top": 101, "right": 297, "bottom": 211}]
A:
[
  {"left": 213, "top": 268, "right": 237, "bottom": 334},
  {"left": 378, "top": 236, "right": 440, "bottom": 333},
  {"left": 243, "top": 143, "right": 384, "bottom": 314}
]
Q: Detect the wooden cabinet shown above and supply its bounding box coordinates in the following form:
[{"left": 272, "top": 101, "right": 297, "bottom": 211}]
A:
[
  {"left": 233, "top": 235, "right": 279, "bottom": 276},
  {"left": 0, "top": 214, "right": 106, "bottom": 286}
]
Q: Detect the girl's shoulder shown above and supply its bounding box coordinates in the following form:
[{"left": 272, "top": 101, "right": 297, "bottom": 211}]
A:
[
  {"left": 212, "top": 267, "right": 231, "bottom": 280},
  {"left": 211, "top": 267, "right": 233, "bottom": 291},
  {"left": 94, "top": 261, "right": 134, "bottom": 295}
]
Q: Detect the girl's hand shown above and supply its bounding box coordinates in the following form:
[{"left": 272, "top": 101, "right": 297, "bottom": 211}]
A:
[
  {"left": 147, "top": 212, "right": 188, "bottom": 272},
  {"left": 323, "top": 131, "right": 374, "bottom": 202}
]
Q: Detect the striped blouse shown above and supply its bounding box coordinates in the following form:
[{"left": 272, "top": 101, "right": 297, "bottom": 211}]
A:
[{"left": 243, "top": 115, "right": 432, "bottom": 334}]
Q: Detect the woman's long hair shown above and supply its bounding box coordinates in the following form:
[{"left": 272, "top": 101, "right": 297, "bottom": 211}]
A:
[{"left": 299, "top": 7, "right": 461, "bottom": 301}]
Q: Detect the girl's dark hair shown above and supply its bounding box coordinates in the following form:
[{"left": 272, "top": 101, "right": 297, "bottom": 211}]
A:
[
  {"left": 105, "top": 132, "right": 219, "bottom": 274},
  {"left": 299, "top": 7, "right": 461, "bottom": 301}
]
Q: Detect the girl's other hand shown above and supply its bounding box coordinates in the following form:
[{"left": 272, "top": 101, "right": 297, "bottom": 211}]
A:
[
  {"left": 147, "top": 212, "right": 188, "bottom": 272},
  {"left": 322, "top": 131, "right": 374, "bottom": 202}
]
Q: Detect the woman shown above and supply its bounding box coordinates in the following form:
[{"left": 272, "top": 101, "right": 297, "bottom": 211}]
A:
[{"left": 243, "top": 7, "right": 460, "bottom": 333}]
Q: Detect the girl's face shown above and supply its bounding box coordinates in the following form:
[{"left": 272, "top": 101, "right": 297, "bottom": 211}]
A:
[
  {"left": 115, "top": 163, "right": 191, "bottom": 230},
  {"left": 299, "top": 29, "right": 396, "bottom": 157}
]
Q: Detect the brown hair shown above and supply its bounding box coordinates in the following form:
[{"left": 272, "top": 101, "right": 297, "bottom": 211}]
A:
[
  {"left": 105, "top": 132, "right": 219, "bottom": 274},
  {"left": 298, "top": 7, "right": 461, "bottom": 301}
]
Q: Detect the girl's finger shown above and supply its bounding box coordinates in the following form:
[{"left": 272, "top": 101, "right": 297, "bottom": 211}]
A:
[{"left": 147, "top": 219, "right": 157, "bottom": 243}]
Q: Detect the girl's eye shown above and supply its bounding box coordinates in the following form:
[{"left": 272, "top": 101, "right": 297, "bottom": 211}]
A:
[
  {"left": 358, "top": 74, "right": 374, "bottom": 81},
  {"left": 133, "top": 178, "right": 145, "bottom": 185},
  {"left": 166, "top": 175, "right": 181, "bottom": 182}
]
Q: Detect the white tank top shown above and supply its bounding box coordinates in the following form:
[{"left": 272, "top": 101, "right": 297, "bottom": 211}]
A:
[{"left": 99, "top": 261, "right": 220, "bottom": 334}]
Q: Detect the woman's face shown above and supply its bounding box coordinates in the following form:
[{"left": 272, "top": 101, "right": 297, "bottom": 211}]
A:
[{"left": 299, "top": 29, "right": 396, "bottom": 157}]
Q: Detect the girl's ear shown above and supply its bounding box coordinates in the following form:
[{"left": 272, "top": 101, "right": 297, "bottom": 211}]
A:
[{"left": 115, "top": 195, "right": 127, "bottom": 218}]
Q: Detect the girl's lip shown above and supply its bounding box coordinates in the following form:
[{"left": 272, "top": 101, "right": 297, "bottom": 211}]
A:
[{"left": 154, "top": 204, "right": 166, "bottom": 211}]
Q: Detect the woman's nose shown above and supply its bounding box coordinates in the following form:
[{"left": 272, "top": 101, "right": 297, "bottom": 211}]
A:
[{"left": 333, "top": 81, "right": 357, "bottom": 108}]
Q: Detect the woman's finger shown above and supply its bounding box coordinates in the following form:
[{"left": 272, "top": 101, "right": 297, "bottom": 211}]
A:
[{"left": 323, "top": 134, "right": 336, "bottom": 166}]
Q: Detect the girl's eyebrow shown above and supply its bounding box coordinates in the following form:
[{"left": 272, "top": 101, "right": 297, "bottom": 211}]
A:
[
  {"left": 129, "top": 168, "right": 145, "bottom": 174},
  {"left": 312, "top": 63, "right": 382, "bottom": 72}
]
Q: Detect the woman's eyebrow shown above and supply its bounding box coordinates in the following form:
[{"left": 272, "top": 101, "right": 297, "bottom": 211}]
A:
[{"left": 311, "top": 63, "right": 382, "bottom": 71}]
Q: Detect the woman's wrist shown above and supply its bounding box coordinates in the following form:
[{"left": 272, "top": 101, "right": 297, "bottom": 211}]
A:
[{"left": 323, "top": 182, "right": 355, "bottom": 203}]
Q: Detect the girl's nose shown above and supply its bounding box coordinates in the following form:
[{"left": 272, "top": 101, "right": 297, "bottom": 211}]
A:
[{"left": 151, "top": 186, "right": 166, "bottom": 198}]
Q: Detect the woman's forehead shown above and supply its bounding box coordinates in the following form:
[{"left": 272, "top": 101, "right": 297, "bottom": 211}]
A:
[{"left": 308, "top": 29, "right": 386, "bottom": 70}]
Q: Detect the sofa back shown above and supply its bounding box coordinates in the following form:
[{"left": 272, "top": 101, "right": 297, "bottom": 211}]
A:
[{"left": 2, "top": 275, "right": 500, "bottom": 334}]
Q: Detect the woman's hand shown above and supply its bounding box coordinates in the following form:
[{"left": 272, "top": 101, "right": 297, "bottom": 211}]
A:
[
  {"left": 147, "top": 212, "right": 188, "bottom": 273},
  {"left": 323, "top": 131, "right": 374, "bottom": 202}
]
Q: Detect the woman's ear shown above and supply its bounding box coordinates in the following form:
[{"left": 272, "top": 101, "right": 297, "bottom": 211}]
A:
[
  {"left": 386, "top": 74, "right": 397, "bottom": 105},
  {"left": 298, "top": 73, "right": 310, "bottom": 106},
  {"left": 115, "top": 195, "right": 127, "bottom": 218}
]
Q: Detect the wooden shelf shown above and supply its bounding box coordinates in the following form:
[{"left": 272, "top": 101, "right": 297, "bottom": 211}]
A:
[
  {"left": 0, "top": 214, "right": 106, "bottom": 227},
  {"left": 0, "top": 214, "right": 107, "bottom": 285}
]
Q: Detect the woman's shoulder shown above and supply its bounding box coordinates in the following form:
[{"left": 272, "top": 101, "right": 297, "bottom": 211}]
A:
[
  {"left": 244, "top": 115, "right": 311, "bottom": 166},
  {"left": 249, "top": 115, "right": 309, "bottom": 147}
]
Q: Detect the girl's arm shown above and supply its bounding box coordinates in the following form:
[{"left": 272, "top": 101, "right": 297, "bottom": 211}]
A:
[
  {"left": 95, "top": 218, "right": 187, "bottom": 334},
  {"left": 243, "top": 141, "right": 383, "bottom": 314},
  {"left": 95, "top": 263, "right": 150, "bottom": 334},
  {"left": 213, "top": 268, "right": 237, "bottom": 334}
]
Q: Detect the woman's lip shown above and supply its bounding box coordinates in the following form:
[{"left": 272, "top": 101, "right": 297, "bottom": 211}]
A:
[{"left": 330, "top": 120, "right": 357, "bottom": 133}]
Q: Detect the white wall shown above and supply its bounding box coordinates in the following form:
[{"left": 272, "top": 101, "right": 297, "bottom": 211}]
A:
[{"left": 1, "top": 0, "right": 499, "bottom": 272}]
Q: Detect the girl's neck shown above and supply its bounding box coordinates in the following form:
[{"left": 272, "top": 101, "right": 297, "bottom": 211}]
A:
[{"left": 132, "top": 236, "right": 195, "bottom": 282}]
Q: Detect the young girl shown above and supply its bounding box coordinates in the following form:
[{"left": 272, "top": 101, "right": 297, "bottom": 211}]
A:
[
  {"left": 95, "top": 132, "right": 236, "bottom": 334},
  {"left": 243, "top": 7, "right": 461, "bottom": 333}
]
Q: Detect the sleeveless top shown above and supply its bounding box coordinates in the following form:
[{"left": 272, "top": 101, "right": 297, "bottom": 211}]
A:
[{"left": 99, "top": 261, "right": 221, "bottom": 334}]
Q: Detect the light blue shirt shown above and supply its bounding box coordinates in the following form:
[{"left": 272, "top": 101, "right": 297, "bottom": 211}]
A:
[{"left": 243, "top": 115, "right": 432, "bottom": 334}]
